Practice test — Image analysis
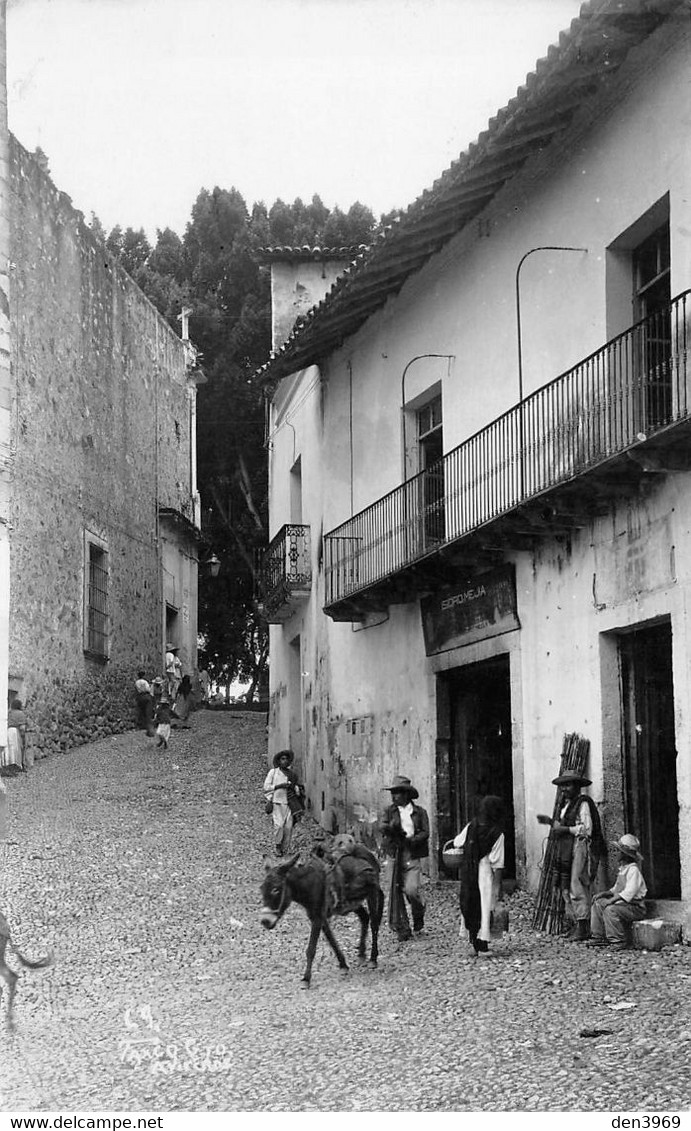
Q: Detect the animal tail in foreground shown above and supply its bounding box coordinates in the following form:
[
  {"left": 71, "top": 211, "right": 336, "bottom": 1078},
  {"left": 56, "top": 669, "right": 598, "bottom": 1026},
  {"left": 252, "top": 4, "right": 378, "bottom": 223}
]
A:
[
  {"left": 0, "top": 914, "right": 53, "bottom": 1027},
  {"left": 10, "top": 942, "right": 53, "bottom": 971}
]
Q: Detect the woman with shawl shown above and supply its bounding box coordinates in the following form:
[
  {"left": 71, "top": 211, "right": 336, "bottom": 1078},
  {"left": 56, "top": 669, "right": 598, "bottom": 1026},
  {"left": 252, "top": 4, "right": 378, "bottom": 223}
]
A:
[{"left": 454, "top": 794, "right": 505, "bottom": 954}]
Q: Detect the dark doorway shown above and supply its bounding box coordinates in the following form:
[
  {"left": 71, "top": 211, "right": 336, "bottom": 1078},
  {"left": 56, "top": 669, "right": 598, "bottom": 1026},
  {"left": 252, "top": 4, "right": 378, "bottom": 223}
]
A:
[
  {"left": 619, "top": 621, "right": 680, "bottom": 899},
  {"left": 438, "top": 655, "right": 515, "bottom": 878},
  {"left": 165, "top": 605, "right": 178, "bottom": 650}
]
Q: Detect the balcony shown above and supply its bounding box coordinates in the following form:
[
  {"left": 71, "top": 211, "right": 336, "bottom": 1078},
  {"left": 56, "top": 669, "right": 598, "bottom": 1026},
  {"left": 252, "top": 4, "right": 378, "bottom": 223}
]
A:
[
  {"left": 324, "top": 290, "right": 691, "bottom": 622},
  {"left": 258, "top": 524, "right": 312, "bottom": 623}
]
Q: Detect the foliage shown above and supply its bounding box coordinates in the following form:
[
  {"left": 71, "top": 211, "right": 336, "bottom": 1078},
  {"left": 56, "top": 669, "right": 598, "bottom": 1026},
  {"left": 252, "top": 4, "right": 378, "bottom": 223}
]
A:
[{"left": 93, "top": 193, "right": 380, "bottom": 698}]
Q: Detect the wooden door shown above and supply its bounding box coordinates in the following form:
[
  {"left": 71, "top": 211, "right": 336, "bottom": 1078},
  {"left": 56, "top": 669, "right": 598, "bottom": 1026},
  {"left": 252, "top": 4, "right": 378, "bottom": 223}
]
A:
[{"left": 620, "top": 622, "right": 680, "bottom": 899}]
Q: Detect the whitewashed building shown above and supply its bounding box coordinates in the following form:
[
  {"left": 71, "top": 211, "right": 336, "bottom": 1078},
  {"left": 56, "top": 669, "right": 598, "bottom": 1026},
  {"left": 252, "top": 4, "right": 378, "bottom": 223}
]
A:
[{"left": 258, "top": 0, "right": 691, "bottom": 928}]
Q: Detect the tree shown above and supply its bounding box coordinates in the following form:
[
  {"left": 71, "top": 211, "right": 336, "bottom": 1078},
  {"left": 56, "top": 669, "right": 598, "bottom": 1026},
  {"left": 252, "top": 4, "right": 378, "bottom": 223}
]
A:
[
  {"left": 104, "top": 191, "right": 382, "bottom": 699},
  {"left": 88, "top": 212, "right": 107, "bottom": 242},
  {"left": 105, "top": 226, "right": 152, "bottom": 276}
]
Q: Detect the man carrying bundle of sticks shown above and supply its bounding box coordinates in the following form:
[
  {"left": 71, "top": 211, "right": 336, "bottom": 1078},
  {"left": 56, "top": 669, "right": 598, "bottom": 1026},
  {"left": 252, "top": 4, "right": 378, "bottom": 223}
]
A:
[{"left": 537, "top": 769, "right": 605, "bottom": 942}]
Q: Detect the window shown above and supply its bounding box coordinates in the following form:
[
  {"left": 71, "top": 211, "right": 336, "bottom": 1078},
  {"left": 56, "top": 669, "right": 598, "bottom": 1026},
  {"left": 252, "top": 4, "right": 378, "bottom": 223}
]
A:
[
  {"left": 84, "top": 533, "right": 109, "bottom": 660},
  {"left": 417, "top": 394, "right": 444, "bottom": 543},
  {"left": 417, "top": 396, "right": 443, "bottom": 454},
  {"left": 633, "top": 223, "right": 671, "bottom": 426},
  {"left": 606, "top": 199, "right": 672, "bottom": 435},
  {"left": 633, "top": 223, "right": 670, "bottom": 318}
]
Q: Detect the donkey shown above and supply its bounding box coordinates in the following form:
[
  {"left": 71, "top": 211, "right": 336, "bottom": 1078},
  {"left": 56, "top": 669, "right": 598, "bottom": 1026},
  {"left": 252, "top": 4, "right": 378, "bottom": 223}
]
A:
[
  {"left": 260, "top": 849, "right": 384, "bottom": 987},
  {"left": 0, "top": 910, "right": 53, "bottom": 1028}
]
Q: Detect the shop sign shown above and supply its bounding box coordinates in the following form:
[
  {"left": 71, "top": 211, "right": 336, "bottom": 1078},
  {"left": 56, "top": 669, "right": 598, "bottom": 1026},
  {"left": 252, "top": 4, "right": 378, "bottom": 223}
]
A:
[{"left": 420, "top": 565, "right": 519, "bottom": 655}]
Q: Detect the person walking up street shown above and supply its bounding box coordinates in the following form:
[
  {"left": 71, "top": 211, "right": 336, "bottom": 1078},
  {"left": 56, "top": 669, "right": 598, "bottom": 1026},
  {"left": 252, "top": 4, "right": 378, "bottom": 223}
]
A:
[
  {"left": 381, "top": 775, "right": 429, "bottom": 941},
  {"left": 2, "top": 699, "right": 29, "bottom": 774},
  {"left": 165, "top": 644, "right": 182, "bottom": 704},
  {"left": 154, "top": 696, "right": 173, "bottom": 750},
  {"left": 263, "top": 750, "right": 304, "bottom": 857},
  {"left": 587, "top": 834, "right": 647, "bottom": 951},
  {"left": 199, "top": 668, "right": 210, "bottom": 706},
  {"left": 173, "top": 674, "right": 193, "bottom": 725},
  {"left": 134, "top": 670, "right": 155, "bottom": 737},
  {"left": 454, "top": 794, "right": 505, "bottom": 955}
]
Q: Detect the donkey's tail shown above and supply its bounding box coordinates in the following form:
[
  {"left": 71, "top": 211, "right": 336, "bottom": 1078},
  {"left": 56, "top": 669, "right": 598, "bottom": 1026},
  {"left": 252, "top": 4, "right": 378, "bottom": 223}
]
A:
[
  {"left": 11, "top": 945, "right": 53, "bottom": 970},
  {"left": 376, "top": 886, "right": 385, "bottom": 922}
]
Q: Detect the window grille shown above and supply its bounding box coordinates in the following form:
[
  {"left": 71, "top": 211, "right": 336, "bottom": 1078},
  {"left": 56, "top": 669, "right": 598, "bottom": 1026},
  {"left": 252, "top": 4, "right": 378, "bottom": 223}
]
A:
[{"left": 87, "top": 542, "right": 109, "bottom": 657}]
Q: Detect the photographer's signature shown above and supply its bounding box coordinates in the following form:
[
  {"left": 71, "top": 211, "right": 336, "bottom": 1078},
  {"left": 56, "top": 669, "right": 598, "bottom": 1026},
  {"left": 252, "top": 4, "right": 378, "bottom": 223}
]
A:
[{"left": 118, "top": 1004, "right": 238, "bottom": 1074}]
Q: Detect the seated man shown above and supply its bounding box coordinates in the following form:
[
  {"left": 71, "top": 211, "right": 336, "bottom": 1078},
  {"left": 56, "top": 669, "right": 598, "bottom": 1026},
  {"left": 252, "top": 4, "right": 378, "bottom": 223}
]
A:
[{"left": 587, "top": 834, "right": 647, "bottom": 951}]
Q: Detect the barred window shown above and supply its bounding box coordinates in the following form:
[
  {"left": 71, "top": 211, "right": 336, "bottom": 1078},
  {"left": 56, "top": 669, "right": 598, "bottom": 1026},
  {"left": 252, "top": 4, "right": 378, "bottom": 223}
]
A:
[{"left": 85, "top": 536, "right": 110, "bottom": 659}]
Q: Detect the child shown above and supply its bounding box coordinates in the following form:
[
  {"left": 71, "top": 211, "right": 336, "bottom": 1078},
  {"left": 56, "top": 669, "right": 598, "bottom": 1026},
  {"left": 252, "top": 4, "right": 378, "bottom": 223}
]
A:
[
  {"left": 587, "top": 833, "right": 647, "bottom": 951},
  {"left": 154, "top": 696, "right": 172, "bottom": 750},
  {"left": 134, "top": 670, "right": 155, "bottom": 736},
  {"left": 2, "top": 699, "right": 28, "bottom": 775}
]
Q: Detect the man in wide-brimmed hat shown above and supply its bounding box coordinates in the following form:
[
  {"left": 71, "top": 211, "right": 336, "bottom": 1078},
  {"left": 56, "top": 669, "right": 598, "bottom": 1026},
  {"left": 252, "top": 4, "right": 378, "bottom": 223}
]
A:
[
  {"left": 380, "top": 775, "right": 429, "bottom": 941},
  {"left": 587, "top": 834, "right": 647, "bottom": 951},
  {"left": 263, "top": 750, "right": 305, "bottom": 857},
  {"left": 537, "top": 769, "right": 606, "bottom": 942}
]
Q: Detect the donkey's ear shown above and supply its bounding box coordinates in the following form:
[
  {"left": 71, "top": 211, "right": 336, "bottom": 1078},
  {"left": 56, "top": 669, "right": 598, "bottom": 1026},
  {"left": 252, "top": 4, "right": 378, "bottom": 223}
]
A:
[{"left": 278, "top": 853, "right": 300, "bottom": 872}]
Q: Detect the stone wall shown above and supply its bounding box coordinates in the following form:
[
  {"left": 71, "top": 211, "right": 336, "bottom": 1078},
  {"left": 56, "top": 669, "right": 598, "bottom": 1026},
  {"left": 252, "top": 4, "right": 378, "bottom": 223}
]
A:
[
  {"left": 0, "top": 5, "right": 11, "bottom": 753},
  {"left": 26, "top": 664, "right": 137, "bottom": 761},
  {"left": 8, "top": 137, "right": 194, "bottom": 756}
]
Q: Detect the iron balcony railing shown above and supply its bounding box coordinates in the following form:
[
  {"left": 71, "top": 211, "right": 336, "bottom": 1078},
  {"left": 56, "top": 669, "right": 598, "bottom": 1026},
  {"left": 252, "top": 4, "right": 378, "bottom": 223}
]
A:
[
  {"left": 258, "top": 523, "right": 312, "bottom": 617},
  {"left": 324, "top": 289, "right": 691, "bottom": 607}
]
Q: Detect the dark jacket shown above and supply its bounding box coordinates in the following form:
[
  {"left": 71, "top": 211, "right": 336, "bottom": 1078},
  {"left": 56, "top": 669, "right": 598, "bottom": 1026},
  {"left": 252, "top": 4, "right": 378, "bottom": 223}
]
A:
[{"left": 381, "top": 802, "right": 430, "bottom": 859}]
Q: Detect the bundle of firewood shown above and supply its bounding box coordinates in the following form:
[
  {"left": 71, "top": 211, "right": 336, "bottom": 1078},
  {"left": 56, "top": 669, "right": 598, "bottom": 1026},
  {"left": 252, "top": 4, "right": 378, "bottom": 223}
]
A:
[{"left": 532, "top": 733, "right": 590, "bottom": 934}]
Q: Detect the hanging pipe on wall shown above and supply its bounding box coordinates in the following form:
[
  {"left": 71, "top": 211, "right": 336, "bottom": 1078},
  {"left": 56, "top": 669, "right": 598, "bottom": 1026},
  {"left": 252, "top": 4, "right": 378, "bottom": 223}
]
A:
[{"left": 400, "top": 354, "right": 455, "bottom": 480}]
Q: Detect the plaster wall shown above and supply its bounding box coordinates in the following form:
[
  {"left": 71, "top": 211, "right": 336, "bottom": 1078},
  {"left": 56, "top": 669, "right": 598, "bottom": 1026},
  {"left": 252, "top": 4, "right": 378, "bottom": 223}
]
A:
[
  {"left": 269, "top": 363, "right": 443, "bottom": 834},
  {"left": 161, "top": 524, "right": 199, "bottom": 680},
  {"left": 270, "top": 259, "right": 352, "bottom": 352},
  {"left": 316, "top": 21, "right": 691, "bottom": 535},
  {"left": 267, "top": 20, "right": 691, "bottom": 902},
  {"left": 8, "top": 138, "right": 196, "bottom": 756},
  {"left": 513, "top": 472, "right": 691, "bottom": 916}
]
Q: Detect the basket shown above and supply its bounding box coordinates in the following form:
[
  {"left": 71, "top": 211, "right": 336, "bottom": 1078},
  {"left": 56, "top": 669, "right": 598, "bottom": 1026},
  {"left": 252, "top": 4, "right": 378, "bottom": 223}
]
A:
[{"left": 442, "top": 840, "right": 464, "bottom": 871}]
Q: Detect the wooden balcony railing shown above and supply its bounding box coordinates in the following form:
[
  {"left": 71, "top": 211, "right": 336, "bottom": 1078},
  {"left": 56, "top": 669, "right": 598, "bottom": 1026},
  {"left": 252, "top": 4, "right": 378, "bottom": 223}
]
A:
[
  {"left": 324, "top": 289, "right": 691, "bottom": 609},
  {"left": 258, "top": 523, "right": 312, "bottom": 622}
]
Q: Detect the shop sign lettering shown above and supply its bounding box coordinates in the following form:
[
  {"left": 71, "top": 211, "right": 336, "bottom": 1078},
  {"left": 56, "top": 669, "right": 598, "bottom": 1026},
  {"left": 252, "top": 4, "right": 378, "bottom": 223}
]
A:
[{"left": 420, "top": 565, "right": 519, "bottom": 655}]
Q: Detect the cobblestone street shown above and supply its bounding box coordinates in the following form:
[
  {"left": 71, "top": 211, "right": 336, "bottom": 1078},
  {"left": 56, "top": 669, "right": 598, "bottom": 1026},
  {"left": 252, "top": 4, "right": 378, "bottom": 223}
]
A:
[{"left": 1, "top": 710, "right": 690, "bottom": 1113}]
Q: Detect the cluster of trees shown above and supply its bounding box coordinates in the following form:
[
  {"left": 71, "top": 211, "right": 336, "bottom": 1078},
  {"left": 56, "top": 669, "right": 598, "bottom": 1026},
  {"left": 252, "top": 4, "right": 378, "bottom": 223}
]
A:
[{"left": 92, "top": 191, "right": 381, "bottom": 699}]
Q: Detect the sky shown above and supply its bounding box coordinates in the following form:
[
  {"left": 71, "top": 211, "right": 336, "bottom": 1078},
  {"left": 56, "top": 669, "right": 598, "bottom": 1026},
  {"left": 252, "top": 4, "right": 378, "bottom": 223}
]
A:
[{"left": 6, "top": 0, "right": 586, "bottom": 241}]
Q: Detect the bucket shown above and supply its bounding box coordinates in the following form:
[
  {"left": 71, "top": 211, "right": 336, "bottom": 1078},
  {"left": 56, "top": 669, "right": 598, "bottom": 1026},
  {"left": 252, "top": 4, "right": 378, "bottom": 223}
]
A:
[
  {"left": 632, "top": 919, "right": 681, "bottom": 951},
  {"left": 490, "top": 907, "right": 509, "bottom": 937}
]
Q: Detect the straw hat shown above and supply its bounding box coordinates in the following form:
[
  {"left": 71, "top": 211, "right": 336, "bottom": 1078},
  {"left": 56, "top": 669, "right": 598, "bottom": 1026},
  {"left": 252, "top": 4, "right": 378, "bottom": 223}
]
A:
[{"left": 611, "top": 833, "right": 643, "bottom": 862}]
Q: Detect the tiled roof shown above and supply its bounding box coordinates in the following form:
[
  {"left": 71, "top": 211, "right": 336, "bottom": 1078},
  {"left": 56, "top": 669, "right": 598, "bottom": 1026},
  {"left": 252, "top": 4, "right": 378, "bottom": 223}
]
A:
[
  {"left": 256, "top": 245, "right": 370, "bottom": 263},
  {"left": 257, "top": 0, "right": 681, "bottom": 385}
]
